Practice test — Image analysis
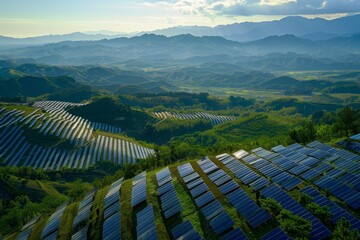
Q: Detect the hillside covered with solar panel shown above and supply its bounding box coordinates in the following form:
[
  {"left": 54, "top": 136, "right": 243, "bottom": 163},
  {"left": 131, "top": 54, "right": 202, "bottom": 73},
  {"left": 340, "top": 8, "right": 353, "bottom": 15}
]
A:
[{"left": 1, "top": 92, "right": 360, "bottom": 240}]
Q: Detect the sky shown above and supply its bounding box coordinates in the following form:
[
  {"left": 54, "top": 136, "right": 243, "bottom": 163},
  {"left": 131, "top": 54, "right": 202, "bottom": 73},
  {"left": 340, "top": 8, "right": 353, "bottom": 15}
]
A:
[{"left": 0, "top": 0, "right": 359, "bottom": 37}]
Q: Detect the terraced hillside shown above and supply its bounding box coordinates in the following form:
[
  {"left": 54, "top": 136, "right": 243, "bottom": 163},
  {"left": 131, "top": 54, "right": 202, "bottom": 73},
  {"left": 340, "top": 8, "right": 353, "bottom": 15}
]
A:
[
  {"left": 153, "top": 111, "right": 236, "bottom": 125},
  {"left": 8, "top": 140, "right": 360, "bottom": 240},
  {"left": 0, "top": 101, "right": 154, "bottom": 170}
]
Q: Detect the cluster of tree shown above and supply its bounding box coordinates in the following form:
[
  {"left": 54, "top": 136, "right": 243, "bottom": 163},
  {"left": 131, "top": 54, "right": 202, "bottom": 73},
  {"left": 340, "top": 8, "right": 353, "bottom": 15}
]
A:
[
  {"left": 0, "top": 195, "right": 67, "bottom": 235},
  {"left": 119, "top": 92, "right": 254, "bottom": 110},
  {"left": 135, "top": 118, "right": 212, "bottom": 145},
  {"left": 260, "top": 198, "right": 312, "bottom": 239},
  {"left": 298, "top": 193, "right": 332, "bottom": 225},
  {"left": 69, "top": 96, "right": 155, "bottom": 131},
  {"left": 289, "top": 106, "right": 359, "bottom": 143},
  {"left": 0, "top": 96, "right": 27, "bottom": 103}
]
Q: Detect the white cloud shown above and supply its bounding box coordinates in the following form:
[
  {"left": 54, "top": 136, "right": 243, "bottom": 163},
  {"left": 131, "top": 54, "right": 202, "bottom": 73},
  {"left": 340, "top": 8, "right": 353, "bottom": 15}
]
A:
[{"left": 144, "top": 0, "right": 360, "bottom": 17}]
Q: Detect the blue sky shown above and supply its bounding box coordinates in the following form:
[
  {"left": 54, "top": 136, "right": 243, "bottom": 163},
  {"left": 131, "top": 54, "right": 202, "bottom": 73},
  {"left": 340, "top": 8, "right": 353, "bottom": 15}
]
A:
[{"left": 0, "top": 0, "right": 359, "bottom": 37}]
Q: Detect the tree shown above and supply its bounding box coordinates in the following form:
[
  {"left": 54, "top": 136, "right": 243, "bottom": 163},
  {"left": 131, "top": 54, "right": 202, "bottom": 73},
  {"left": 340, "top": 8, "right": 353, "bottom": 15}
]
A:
[
  {"left": 306, "top": 202, "right": 332, "bottom": 224},
  {"left": 260, "top": 198, "right": 282, "bottom": 217},
  {"left": 298, "top": 193, "right": 312, "bottom": 207},
  {"left": 335, "top": 106, "right": 358, "bottom": 139},
  {"left": 332, "top": 217, "right": 359, "bottom": 240},
  {"left": 278, "top": 209, "right": 312, "bottom": 240}
]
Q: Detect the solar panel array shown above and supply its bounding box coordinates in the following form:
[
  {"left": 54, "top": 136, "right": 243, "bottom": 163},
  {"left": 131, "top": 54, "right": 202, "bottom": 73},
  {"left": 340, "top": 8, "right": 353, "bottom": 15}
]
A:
[
  {"left": 41, "top": 202, "right": 69, "bottom": 240},
  {"left": 72, "top": 189, "right": 97, "bottom": 240},
  {"left": 202, "top": 157, "right": 272, "bottom": 229},
  {"left": 0, "top": 105, "right": 155, "bottom": 170},
  {"left": 261, "top": 227, "right": 291, "bottom": 240},
  {"left": 102, "top": 177, "right": 124, "bottom": 240},
  {"left": 132, "top": 171, "right": 147, "bottom": 207},
  {"left": 260, "top": 184, "right": 331, "bottom": 239},
  {"left": 153, "top": 111, "right": 236, "bottom": 125},
  {"left": 136, "top": 205, "right": 158, "bottom": 240},
  {"left": 16, "top": 215, "right": 41, "bottom": 240},
  {"left": 171, "top": 220, "right": 202, "bottom": 240},
  {"left": 177, "top": 161, "right": 241, "bottom": 236},
  {"left": 156, "top": 168, "right": 182, "bottom": 219},
  {"left": 300, "top": 186, "right": 360, "bottom": 232}
]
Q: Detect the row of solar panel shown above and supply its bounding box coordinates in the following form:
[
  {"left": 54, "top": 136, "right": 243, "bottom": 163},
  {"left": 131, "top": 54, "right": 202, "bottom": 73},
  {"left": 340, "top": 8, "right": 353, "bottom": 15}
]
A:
[
  {"left": 177, "top": 161, "right": 242, "bottom": 238},
  {"left": 156, "top": 168, "right": 183, "bottom": 219},
  {"left": 132, "top": 172, "right": 147, "bottom": 208},
  {"left": 136, "top": 205, "right": 158, "bottom": 240},
  {"left": 266, "top": 143, "right": 360, "bottom": 209},
  {"left": 72, "top": 189, "right": 97, "bottom": 240},
  {"left": 16, "top": 215, "right": 41, "bottom": 240},
  {"left": 213, "top": 155, "right": 272, "bottom": 229},
  {"left": 300, "top": 186, "right": 360, "bottom": 232},
  {"left": 41, "top": 202, "right": 69, "bottom": 239},
  {"left": 103, "top": 177, "right": 124, "bottom": 240}
]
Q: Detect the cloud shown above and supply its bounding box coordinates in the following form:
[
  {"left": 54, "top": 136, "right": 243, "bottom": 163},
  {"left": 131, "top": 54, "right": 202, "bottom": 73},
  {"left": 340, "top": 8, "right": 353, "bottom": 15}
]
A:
[{"left": 145, "top": 0, "right": 360, "bottom": 17}]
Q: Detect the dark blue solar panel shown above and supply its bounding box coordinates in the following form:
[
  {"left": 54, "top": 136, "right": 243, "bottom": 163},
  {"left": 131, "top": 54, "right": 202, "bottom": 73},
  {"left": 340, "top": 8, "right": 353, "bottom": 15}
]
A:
[
  {"left": 272, "top": 172, "right": 292, "bottom": 185},
  {"left": 195, "top": 191, "right": 215, "bottom": 208},
  {"left": 214, "top": 174, "right": 232, "bottom": 187},
  {"left": 201, "top": 200, "right": 224, "bottom": 220},
  {"left": 251, "top": 158, "right": 270, "bottom": 170},
  {"left": 209, "top": 211, "right": 234, "bottom": 235},
  {"left": 241, "top": 172, "right": 261, "bottom": 185},
  {"left": 208, "top": 170, "right": 226, "bottom": 182},
  {"left": 300, "top": 169, "right": 321, "bottom": 180},
  {"left": 219, "top": 180, "right": 238, "bottom": 195},
  {"left": 258, "top": 164, "right": 282, "bottom": 178},
  {"left": 226, "top": 188, "right": 271, "bottom": 228},
  {"left": 183, "top": 172, "right": 200, "bottom": 184},
  {"left": 249, "top": 177, "right": 270, "bottom": 191},
  {"left": 299, "top": 157, "right": 320, "bottom": 167},
  {"left": 102, "top": 212, "right": 121, "bottom": 240},
  {"left": 187, "top": 178, "right": 204, "bottom": 190},
  {"left": 221, "top": 227, "right": 248, "bottom": 240},
  {"left": 288, "top": 164, "right": 310, "bottom": 175},
  {"left": 280, "top": 177, "right": 302, "bottom": 190},
  {"left": 131, "top": 179, "right": 147, "bottom": 207},
  {"left": 314, "top": 176, "right": 360, "bottom": 209},
  {"left": 190, "top": 182, "right": 208, "bottom": 198},
  {"left": 157, "top": 181, "right": 174, "bottom": 196},
  {"left": 136, "top": 205, "right": 157, "bottom": 240},
  {"left": 261, "top": 227, "right": 290, "bottom": 240},
  {"left": 171, "top": 220, "right": 201, "bottom": 240}
]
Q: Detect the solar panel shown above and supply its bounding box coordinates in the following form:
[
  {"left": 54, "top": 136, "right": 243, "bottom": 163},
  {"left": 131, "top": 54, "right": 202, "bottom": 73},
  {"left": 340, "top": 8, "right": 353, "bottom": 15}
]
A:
[
  {"left": 190, "top": 182, "right": 209, "bottom": 198},
  {"left": 171, "top": 220, "right": 201, "bottom": 240},
  {"left": 233, "top": 149, "right": 249, "bottom": 159},
  {"left": 131, "top": 179, "right": 147, "bottom": 208},
  {"left": 71, "top": 226, "right": 88, "bottom": 240},
  {"left": 41, "top": 202, "right": 68, "bottom": 239},
  {"left": 261, "top": 227, "right": 290, "bottom": 240},
  {"left": 183, "top": 172, "right": 200, "bottom": 184},
  {"left": 226, "top": 188, "right": 271, "bottom": 228},
  {"left": 157, "top": 181, "right": 174, "bottom": 196},
  {"left": 102, "top": 212, "right": 121, "bottom": 240},
  {"left": 201, "top": 200, "right": 224, "bottom": 220},
  {"left": 219, "top": 180, "right": 238, "bottom": 195},
  {"left": 249, "top": 177, "right": 270, "bottom": 191},
  {"left": 136, "top": 205, "right": 157, "bottom": 240},
  {"left": 187, "top": 177, "right": 204, "bottom": 190},
  {"left": 300, "top": 186, "right": 360, "bottom": 232},
  {"left": 209, "top": 211, "right": 234, "bottom": 235},
  {"left": 195, "top": 191, "right": 215, "bottom": 208},
  {"left": 221, "top": 227, "right": 248, "bottom": 240},
  {"left": 313, "top": 176, "right": 360, "bottom": 209}
]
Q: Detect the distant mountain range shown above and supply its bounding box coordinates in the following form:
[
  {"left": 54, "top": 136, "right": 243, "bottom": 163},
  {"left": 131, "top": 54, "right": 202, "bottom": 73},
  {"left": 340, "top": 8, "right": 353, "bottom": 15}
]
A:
[
  {"left": 1, "top": 33, "right": 360, "bottom": 67},
  {"left": 0, "top": 14, "right": 359, "bottom": 48}
]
